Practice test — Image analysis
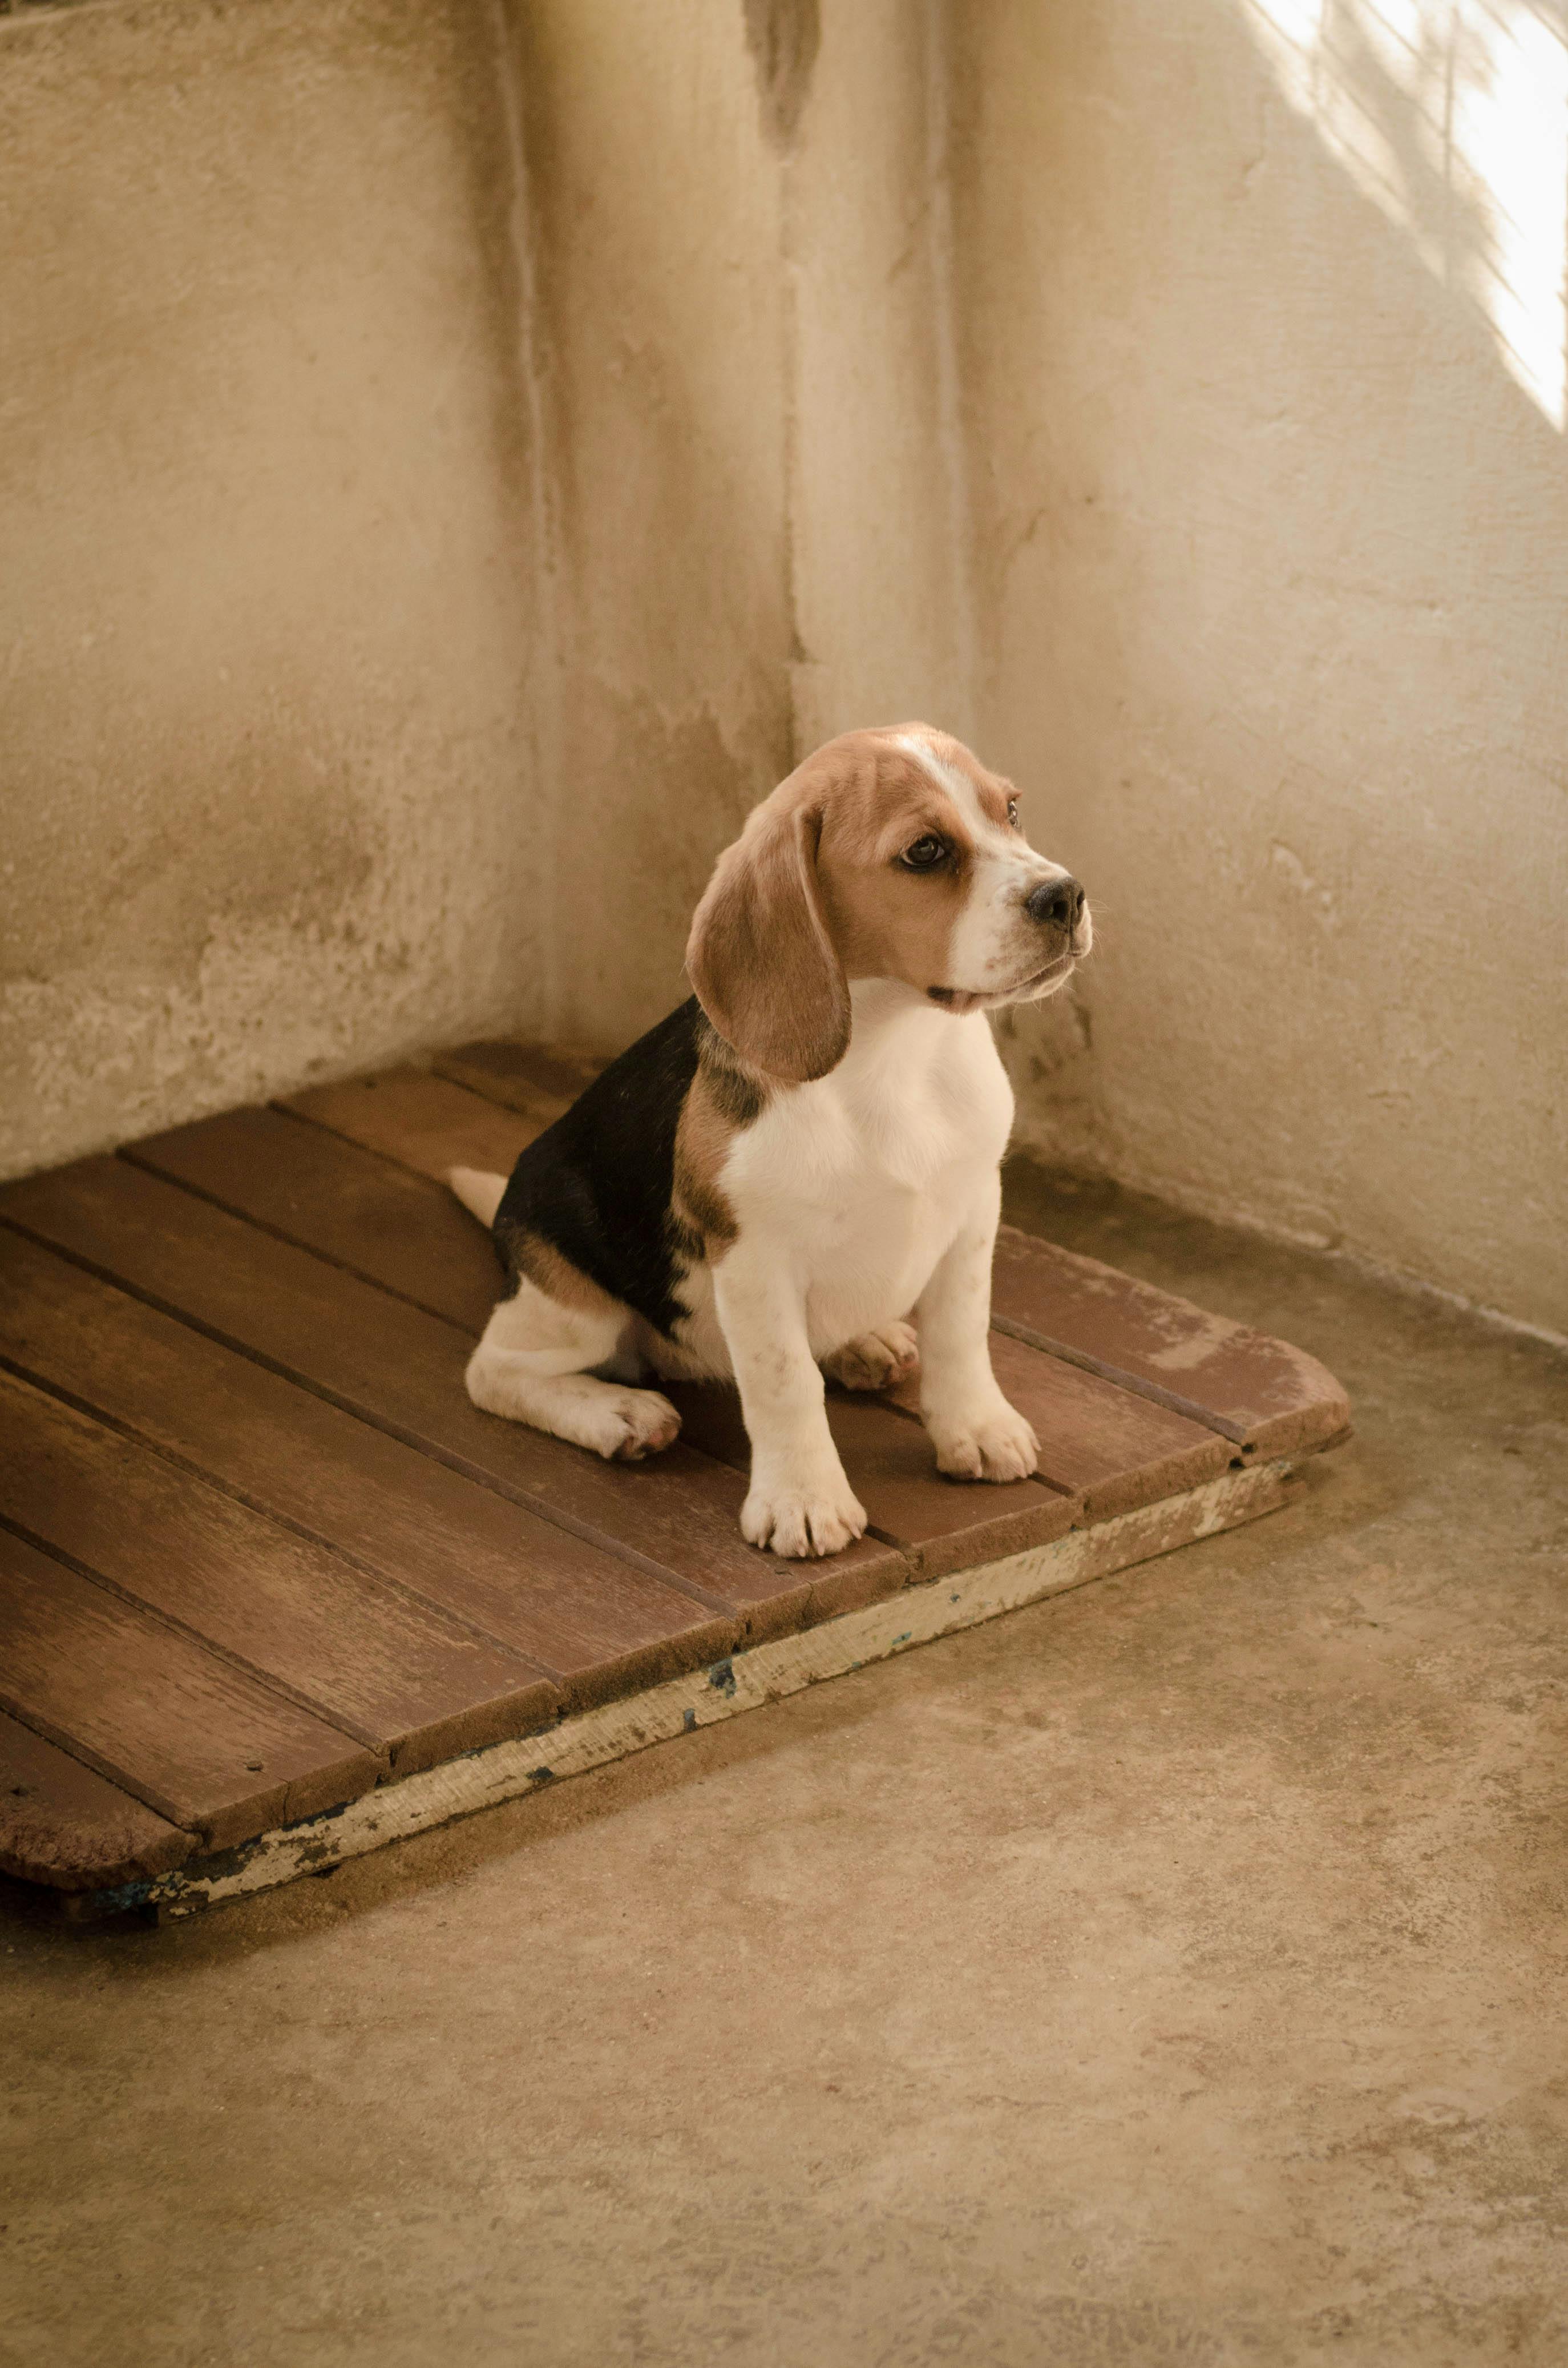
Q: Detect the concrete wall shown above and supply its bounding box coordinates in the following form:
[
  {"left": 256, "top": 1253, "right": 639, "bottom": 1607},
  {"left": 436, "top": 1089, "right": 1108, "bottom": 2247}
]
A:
[
  {"left": 0, "top": 0, "right": 546, "bottom": 1175},
  {"left": 950, "top": 0, "right": 1568, "bottom": 1334},
  {"left": 504, "top": 0, "right": 792, "bottom": 1050},
  {"left": 6, "top": 0, "right": 1563, "bottom": 1333},
  {"left": 515, "top": 0, "right": 971, "bottom": 1047},
  {"left": 2, "top": 0, "right": 970, "bottom": 1155}
]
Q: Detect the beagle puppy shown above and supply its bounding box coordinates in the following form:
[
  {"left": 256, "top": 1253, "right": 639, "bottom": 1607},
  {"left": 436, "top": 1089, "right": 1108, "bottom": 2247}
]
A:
[{"left": 448, "top": 724, "right": 1091, "bottom": 1559}]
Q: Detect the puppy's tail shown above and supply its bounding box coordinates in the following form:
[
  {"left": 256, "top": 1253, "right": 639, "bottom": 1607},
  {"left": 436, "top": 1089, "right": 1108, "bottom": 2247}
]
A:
[{"left": 447, "top": 1166, "right": 507, "bottom": 1229}]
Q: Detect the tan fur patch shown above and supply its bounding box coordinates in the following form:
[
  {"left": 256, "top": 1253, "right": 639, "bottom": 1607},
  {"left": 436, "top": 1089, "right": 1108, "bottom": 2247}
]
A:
[
  {"left": 507, "top": 1227, "right": 624, "bottom": 1321},
  {"left": 671, "top": 1035, "right": 768, "bottom": 1260},
  {"left": 816, "top": 739, "right": 975, "bottom": 990}
]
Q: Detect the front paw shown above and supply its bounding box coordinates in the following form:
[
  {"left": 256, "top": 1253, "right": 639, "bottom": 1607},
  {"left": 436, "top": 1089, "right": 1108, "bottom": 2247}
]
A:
[
  {"left": 927, "top": 1397, "right": 1040, "bottom": 1483},
  {"left": 741, "top": 1469, "right": 868, "bottom": 1559}
]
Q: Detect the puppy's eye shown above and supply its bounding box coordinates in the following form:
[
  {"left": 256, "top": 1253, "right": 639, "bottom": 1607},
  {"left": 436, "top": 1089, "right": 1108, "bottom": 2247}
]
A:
[
  {"left": 1007, "top": 799, "right": 1020, "bottom": 828},
  {"left": 900, "top": 834, "right": 948, "bottom": 872}
]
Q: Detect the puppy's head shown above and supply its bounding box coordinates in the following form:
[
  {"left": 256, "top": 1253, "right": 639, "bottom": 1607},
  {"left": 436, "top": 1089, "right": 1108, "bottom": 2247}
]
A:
[{"left": 687, "top": 725, "right": 1092, "bottom": 1082}]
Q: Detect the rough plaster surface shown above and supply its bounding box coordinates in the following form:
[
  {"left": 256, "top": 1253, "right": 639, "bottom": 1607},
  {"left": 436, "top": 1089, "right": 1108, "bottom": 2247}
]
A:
[
  {"left": 951, "top": 0, "right": 1568, "bottom": 1335},
  {"left": 786, "top": 0, "right": 975, "bottom": 759},
  {"left": 0, "top": 0, "right": 546, "bottom": 1178},
  {"left": 5, "top": 0, "right": 1562, "bottom": 1327},
  {"left": 5, "top": 1180, "right": 1566, "bottom": 2366},
  {"left": 515, "top": 0, "right": 972, "bottom": 1047}
]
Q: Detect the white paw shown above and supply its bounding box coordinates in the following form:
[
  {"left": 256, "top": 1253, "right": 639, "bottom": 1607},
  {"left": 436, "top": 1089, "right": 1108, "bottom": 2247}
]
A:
[
  {"left": 592, "top": 1388, "right": 682, "bottom": 1462},
  {"left": 927, "top": 1396, "right": 1039, "bottom": 1483},
  {"left": 822, "top": 1321, "right": 920, "bottom": 1393},
  {"left": 740, "top": 1469, "right": 868, "bottom": 1559}
]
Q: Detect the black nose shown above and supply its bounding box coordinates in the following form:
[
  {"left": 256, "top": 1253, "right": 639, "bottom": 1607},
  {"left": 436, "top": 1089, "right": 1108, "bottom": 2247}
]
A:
[{"left": 1025, "top": 873, "right": 1085, "bottom": 931}]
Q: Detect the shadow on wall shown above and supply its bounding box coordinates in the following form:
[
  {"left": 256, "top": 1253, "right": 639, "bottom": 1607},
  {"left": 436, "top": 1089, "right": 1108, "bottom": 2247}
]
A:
[{"left": 960, "top": 0, "right": 1568, "bottom": 1333}]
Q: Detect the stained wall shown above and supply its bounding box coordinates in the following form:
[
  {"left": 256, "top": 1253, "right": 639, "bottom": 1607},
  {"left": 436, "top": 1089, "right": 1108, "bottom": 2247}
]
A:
[
  {"left": 5, "top": 0, "right": 1563, "bottom": 1333},
  {"left": 0, "top": 0, "right": 546, "bottom": 1173},
  {"left": 951, "top": 0, "right": 1568, "bottom": 1333},
  {"left": 515, "top": 0, "right": 971, "bottom": 1046}
]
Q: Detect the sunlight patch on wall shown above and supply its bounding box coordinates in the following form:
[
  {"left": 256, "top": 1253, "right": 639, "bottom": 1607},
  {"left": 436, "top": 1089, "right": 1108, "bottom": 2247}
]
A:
[{"left": 1242, "top": 0, "right": 1568, "bottom": 427}]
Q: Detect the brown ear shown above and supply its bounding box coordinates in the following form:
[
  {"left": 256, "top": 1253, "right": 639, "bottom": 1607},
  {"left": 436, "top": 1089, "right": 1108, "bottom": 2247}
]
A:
[{"left": 686, "top": 797, "right": 851, "bottom": 1082}]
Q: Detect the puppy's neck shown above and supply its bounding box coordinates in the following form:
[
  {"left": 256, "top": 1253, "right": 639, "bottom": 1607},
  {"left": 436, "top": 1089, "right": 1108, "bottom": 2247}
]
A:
[{"left": 838, "top": 975, "right": 984, "bottom": 1074}]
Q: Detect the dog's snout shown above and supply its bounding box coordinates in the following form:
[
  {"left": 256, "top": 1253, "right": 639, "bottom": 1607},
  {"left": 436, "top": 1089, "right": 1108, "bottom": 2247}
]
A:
[{"left": 1025, "top": 874, "right": 1085, "bottom": 931}]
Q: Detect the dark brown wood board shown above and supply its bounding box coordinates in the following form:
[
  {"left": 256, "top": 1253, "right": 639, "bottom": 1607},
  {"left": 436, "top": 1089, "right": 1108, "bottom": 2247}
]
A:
[
  {"left": 0, "top": 1527, "right": 378, "bottom": 1849},
  {"left": 433, "top": 1039, "right": 605, "bottom": 1120},
  {"left": 0, "top": 1036, "right": 1348, "bottom": 1910},
  {"left": 990, "top": 1228, "right": 1350, "bottom": 1454},
  {"left": 0, "top": 1152, "right": 910, "bottom": 1630},
  {"left": 127, "top": 1102, "right": 508, "bottom": 1330},
  {"left": 0, "top": 1709, "right": 193, "bottom": 1891},
  {"left": 668, "top": 1381, "right": 1077, "bottom": 1577},
  {"left": 882, "top": 1331, "right": 1235, "bottom": 1519},
  {"left": 0, "top": 1369, "right": 557, "bottom": 1772},
  {"left": 281, "top": 1068, "right": 541, "bottom": 1185},
  {"left": 0, "top": 1228, "right": 735, "bottom": 1712}
]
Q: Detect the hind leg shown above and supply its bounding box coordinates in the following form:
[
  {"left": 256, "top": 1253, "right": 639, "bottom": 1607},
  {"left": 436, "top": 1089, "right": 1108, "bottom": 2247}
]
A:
[
  {"left": 465, "top": 1279, "right": 681, "bottom": 1462},
  {"left": 822, "top": 1320, "right": 919, "bottom": 1392}
]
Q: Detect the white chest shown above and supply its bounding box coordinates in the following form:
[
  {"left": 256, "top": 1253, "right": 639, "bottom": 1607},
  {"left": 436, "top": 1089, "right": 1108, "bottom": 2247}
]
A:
[{"left": 673, "top": 1000, "right": 1013, "bottom": 1369}]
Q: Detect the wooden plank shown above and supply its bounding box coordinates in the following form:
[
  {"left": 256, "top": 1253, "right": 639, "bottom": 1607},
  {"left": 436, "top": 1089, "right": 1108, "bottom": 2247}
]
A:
[
  {"left": 128, "top": 1089, "right": 1082, "bottom": 1575},
  {"left": 991, "top": 1226, "right": 1352, "bottom": 1455},
  {"left": 0, "top": 1370, "right": 557, "bottom": 1774},
  {"left": 129, "top": 1103, "right": 505, "bottom": 1331},
  {"left": 92, "top": 1460, "right": 1300, "bottom": 1919},
  {"left": 0, "top": 1157, "right": 910, "bottom": 1635},
  {"left": 0, "top": 1527, "right": 377, "bottom": 1848},
  {"left": 0, "top": 1229, "right": 739, "bottom": 1711},
  {"left": 280, "top": 1067, "right": 539, "bottom": 1185},
  {"left": 0, "top": 1709, "right": 194, "bottom": 1892},
  {"left": 885, "top": 1331, "right": 1235, "bottom": 1520},
  {"left": 431, "top": 1038, "right": 607, "bottom": 1123},
  {"left": 821, "top": 1391, "right": 1076, "bottom": 1572},
  {"left": 669, "top": 1382, "right": 1077, "bottom": 1576}
]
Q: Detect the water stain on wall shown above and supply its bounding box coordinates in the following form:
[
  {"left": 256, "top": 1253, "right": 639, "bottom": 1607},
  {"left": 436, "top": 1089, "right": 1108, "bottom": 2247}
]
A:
[{"left": 742, "top": 0, "right": 820, "bottom": 150}]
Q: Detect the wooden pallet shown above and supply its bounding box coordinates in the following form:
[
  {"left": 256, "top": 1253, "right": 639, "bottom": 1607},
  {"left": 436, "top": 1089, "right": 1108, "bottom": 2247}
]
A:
[{"left": 0, "top": 1042, "right": 1349, "bottom": 1917}]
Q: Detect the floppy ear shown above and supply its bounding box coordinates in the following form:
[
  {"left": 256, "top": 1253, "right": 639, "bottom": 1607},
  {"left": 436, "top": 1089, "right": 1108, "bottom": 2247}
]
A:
[{"left": 686, "top": 797, "right": 851, "bottom": 1083}]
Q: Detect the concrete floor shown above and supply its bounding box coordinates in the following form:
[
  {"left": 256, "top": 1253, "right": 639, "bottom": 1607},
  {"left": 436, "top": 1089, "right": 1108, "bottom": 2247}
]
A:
[{"left": 4, "top": 1163, "right": 1566, "bottom": 2368}]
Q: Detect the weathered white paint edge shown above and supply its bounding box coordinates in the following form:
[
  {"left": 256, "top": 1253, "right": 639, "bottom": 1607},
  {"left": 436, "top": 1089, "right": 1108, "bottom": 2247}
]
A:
[{"left": 127, "top": 1459, "right": 1295, "bottom": 1918}]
